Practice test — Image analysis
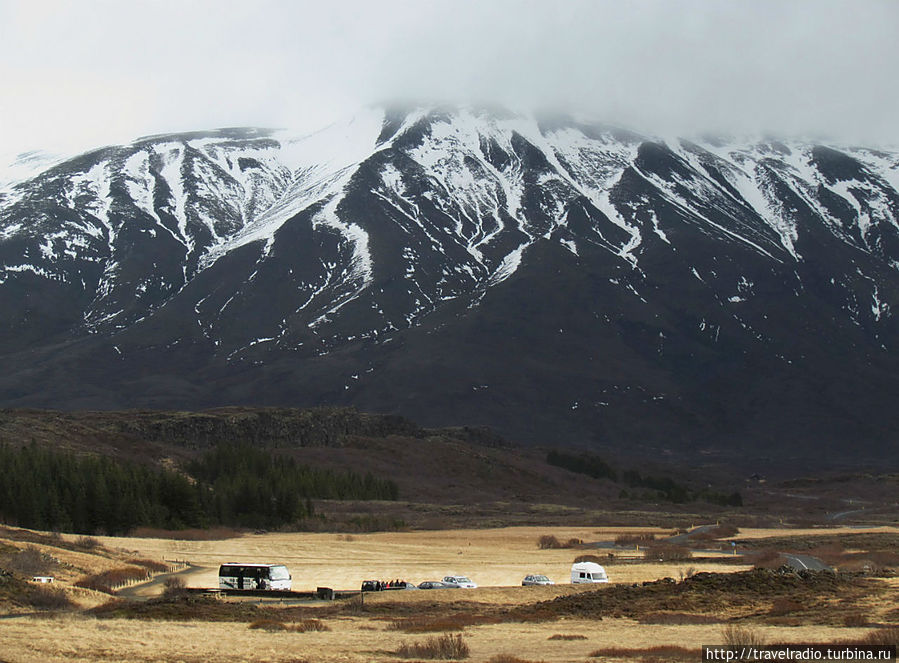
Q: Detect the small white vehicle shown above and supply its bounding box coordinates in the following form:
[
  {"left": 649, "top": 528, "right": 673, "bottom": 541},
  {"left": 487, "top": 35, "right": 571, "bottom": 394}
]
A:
[
  {"left": 570, "top": 561, "right": 609, "bottom": 584},
  {"left": 218, "top": 563, "right": 292, "bottom": 591},
  {"left": 443, "top": 575, "right": 477, "bottom": 588}
]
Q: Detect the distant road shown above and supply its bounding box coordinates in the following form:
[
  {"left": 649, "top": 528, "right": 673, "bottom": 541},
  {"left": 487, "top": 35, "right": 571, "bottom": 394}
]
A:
[
  {"left": 588, "top": 525, "right": 833, "bottom": 573},
  {"left": 586, "top": 525, "right": 728, "bottom": 552},
  {"left": 664, "top": 525, "right": 718, "bottom": 546},
  {"left": 116, "top": 563, "right": 205, "bottom": 601},
  {"left": 827, "top": 508, "right": 867, "bottom": 521}
]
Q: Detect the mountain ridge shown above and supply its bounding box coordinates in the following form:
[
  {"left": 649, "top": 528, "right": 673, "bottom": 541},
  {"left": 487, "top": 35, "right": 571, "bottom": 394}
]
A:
[{"left": 2, "top": 105, "right": 899, "bottom": 466}]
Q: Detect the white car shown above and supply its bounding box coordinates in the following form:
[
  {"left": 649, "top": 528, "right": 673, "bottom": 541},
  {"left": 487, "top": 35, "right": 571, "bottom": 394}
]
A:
[{"left": 443, "top": 575, "right": 477, "bottom": 588}]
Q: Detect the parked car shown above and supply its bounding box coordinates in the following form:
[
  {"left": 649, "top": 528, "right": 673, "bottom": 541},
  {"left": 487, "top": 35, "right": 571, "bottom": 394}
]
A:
[
  {"left": 522, "top": 574, "right": 554, "bottom": 586},
  {"left": 417, "top": 580, "right": 454, "bottom": 589},
  {"left": 443, "top": 575, "right": 477, "bottom": 588}
]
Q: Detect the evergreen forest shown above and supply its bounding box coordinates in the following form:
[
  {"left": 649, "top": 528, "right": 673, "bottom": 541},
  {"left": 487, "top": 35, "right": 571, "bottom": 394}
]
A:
[{"left": 0, "top": 443, "right": 398, "bottom": 535}]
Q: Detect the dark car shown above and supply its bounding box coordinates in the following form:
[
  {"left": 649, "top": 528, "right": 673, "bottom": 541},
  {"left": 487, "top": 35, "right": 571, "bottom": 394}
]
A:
[{"left": 417, "top": 580, "right": 454, "bottom": 589}]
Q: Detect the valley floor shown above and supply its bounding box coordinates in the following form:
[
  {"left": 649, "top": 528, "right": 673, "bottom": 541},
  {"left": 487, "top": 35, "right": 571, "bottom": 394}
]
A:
[{"left": 1, "top": 525, "right": 897, "bottom": 662}]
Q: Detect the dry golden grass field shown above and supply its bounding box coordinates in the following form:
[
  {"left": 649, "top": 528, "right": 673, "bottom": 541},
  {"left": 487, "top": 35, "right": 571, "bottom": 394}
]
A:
[
  {"left": 1, "top": 525, "right": 897, "bottom": 663},
  {"left": 99, "top": 526, "right": 746, "bottom": 592}
]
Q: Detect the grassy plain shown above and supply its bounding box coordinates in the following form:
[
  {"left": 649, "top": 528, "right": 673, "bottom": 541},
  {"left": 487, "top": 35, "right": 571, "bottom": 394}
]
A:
[
  {"left": 1, "top": 525, "right": 897, "bottom": 663},
  {"left": 98, "top": 526, "right": 745, "bottom": 592}
]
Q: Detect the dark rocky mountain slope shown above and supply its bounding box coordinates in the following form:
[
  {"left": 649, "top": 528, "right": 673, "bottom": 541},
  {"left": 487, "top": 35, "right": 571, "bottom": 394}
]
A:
[{"left": 2, "top": 107, "right": 899, "bottom": 466}]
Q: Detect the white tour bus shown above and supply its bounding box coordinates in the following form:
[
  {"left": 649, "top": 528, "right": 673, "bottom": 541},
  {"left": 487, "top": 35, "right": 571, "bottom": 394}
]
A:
[{"left": 218, "top": 563, "right": 292, "bottom": 591}]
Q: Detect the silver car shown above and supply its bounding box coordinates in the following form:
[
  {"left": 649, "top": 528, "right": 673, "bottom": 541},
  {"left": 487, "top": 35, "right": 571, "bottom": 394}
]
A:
[
  {"left": 443, "top": 575, "right": 477, "bottom": 588},
  {"left": 522, "top": 574, "right": 554, "bottom": 586}
]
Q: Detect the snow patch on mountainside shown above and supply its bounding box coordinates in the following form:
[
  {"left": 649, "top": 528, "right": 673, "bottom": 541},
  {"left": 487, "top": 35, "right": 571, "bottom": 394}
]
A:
[
  {"left": 408, "top": 108, "right": 527, "bottom": 272},
  {"left": 200, "top": 109, "right": 385, "bottom": 270},
  {"left": 69, "top": 161, "right": 113, "bottom": 236},
  {"left": 0, "top": 150, "right": 67, "bottom": 194},
  {"left": 516, "top": 119, "right": 643, "bottom": 265},
  {"left": 155, "top": 144, "right": 192, "bottom": 250},
  {"left": 124, "top": 151, "right": 166, "bottom": 233},
  {"left": 634, "top": 157, "right": 780, "bottom": 261},
  {"left": 309, "top": 196, "right": 374, "bottom": 324}
]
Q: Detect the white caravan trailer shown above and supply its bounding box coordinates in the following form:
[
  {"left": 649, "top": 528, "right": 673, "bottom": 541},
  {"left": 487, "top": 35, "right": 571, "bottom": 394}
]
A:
[
  {"left": 570, "top": 561, "right": 609, "bottom": 584},
  {"left": 218, "top": 563, "right": 292, "bottom": 591}
]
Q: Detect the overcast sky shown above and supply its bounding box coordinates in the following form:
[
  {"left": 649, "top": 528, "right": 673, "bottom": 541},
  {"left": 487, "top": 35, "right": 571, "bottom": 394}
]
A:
[{"left": 1, "top": 0, "right": 897, "bottom": 162}]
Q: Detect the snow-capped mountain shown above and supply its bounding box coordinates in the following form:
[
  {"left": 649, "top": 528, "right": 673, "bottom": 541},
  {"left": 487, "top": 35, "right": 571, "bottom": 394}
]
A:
[{"left": 2, "top": 106, "right": 899, "bottom": 465}]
